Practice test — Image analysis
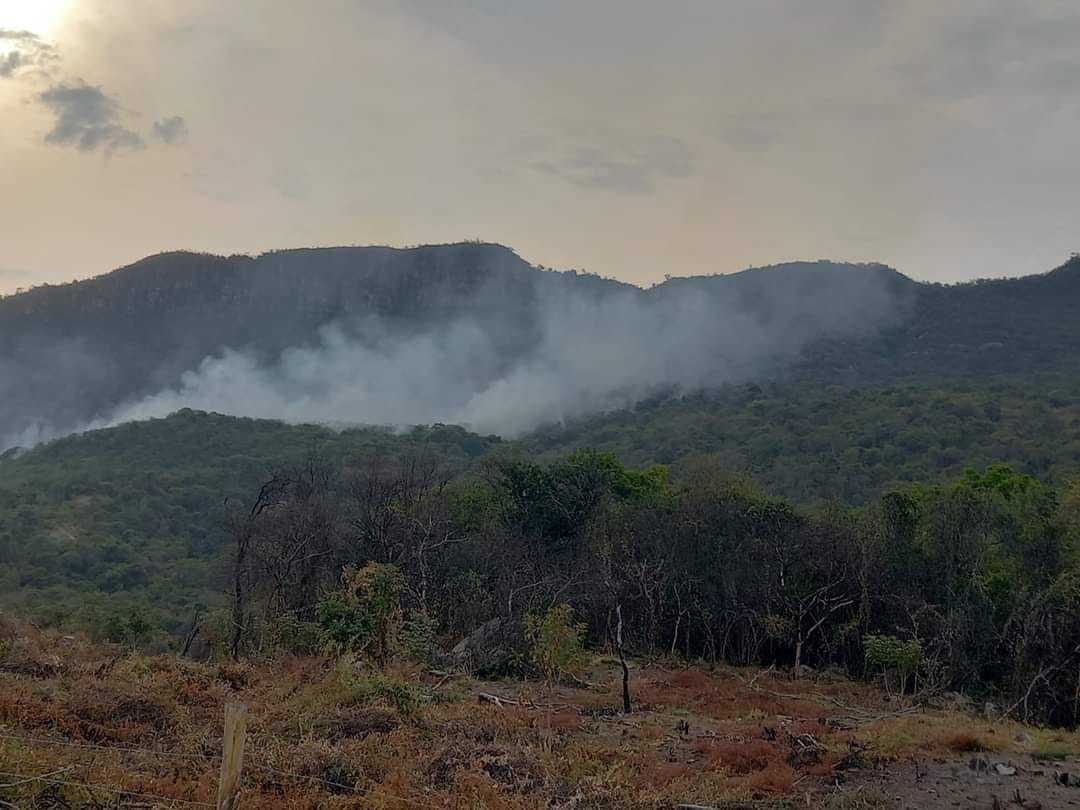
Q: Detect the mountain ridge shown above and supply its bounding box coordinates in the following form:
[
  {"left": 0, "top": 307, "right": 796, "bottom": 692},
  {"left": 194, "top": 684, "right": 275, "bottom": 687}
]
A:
[{"left": 2, "top": 244, "right": 1078, "bottom": 450}]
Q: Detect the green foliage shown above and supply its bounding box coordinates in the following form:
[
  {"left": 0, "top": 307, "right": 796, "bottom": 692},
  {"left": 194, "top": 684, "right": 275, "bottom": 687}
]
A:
[
  {"left": 316, "top": 595, "right": 374, "bottom": 651},
  {"left": 864, "top": 635, "right": 923, "bottom": 675},
  {"left": 400, "top": 611, "right": 440, "bottom": 666},
  {"left": 317, "top": 563, "right": 405, "bottom": 665},
  {"left": 100, "top": 608, "right": 153, "bottom": 647},
  {"left": 528, "top": 378, "right": 1080, "bottom": 505},
  {"left": 526, "top": 603, "right": 588, "bottom": 685},
  {"left": 335, "top": 668, "right": 429, "bottom": 722},
  {"left": 271, "top": 611, "right": 326, "bottom": 655}
]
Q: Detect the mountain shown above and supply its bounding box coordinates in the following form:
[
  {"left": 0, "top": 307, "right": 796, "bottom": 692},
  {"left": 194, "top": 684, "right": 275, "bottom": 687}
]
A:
[
  {"left": 0, "top": 244, "right": 905, "bottom": 447},
  {"left": 0, "top": 243, "right": 575, "bottom": 446},
  {"left": 2, "top": 244, "right": 1079, "bottom": 450}
]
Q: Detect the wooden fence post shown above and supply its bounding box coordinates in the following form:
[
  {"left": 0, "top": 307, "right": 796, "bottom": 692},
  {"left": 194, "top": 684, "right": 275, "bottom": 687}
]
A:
[{"left": 217, "top": 702, "right": 247, "bottom": 810}]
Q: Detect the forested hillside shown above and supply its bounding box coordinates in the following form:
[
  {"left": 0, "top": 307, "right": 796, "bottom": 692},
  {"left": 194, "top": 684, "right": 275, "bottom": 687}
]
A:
[
  {"left": 4, "top": 394, "right": 1080, "bottom": 648},
  {"left": 531, "top": 378, "right": 1080, "bottom": 504},
  {"left": 0, "top": 243, "right": 567, "bottom": 445},
  {"left": 0, "top": 410, "right": 498, "bottom": 634},
  {"left": 6, "top": 410, "right": 1077, "bottom": 725},
  {"left": 4, "top": 243, "right": 1079, "bottom": 449}
]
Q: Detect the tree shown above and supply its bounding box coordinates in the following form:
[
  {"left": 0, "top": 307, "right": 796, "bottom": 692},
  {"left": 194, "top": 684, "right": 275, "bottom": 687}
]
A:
[{"left": 225, "top": 474, "right": 287, "bottom": 659}]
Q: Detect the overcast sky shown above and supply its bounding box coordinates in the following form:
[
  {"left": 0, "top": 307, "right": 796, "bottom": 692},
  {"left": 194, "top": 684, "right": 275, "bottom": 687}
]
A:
[{"left": 2, "top": 0, "right": 1079, "bottom": 293}]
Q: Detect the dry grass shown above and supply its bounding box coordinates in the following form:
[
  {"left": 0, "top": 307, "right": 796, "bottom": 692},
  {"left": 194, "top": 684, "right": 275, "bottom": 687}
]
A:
[
  {"left": 2, "top": 617, "right": 1078, "bottom": 808},
  {"left": 748, "top": 760, "right": 798, "bottom": 794},
  {"left": 943, "top": 730, "right": 993, "bottom": 752},
  {"left": 695, "top": 737, "right": 783, "bottom": 773}
]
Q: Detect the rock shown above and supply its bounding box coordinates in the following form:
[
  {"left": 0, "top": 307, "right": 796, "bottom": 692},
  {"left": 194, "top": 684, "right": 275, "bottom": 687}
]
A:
[
  {"left": 451, "top": 617, "right": 504, "bottom": 658},
  {"left": 449, "top": 617, "right": 527, "bottom": 675},
  {"left": 928, "top": 691, "right": 974, "bottom": 711},
  {"left": 993, "top": 763, "right": 1016, "bottom": 776}
]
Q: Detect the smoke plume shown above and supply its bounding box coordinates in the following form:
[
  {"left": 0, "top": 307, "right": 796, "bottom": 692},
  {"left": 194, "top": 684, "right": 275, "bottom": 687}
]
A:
[{"left": 0, "top": 256, "right": 907, "bottom": 451}]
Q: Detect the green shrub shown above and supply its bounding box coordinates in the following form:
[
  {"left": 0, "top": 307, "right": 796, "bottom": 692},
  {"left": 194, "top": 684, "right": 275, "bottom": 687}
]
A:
[
  {"left": 317, "top": 563, "right": 404, "bottom": 665},
  {"left": 864, "top": 634, "right": 924, "bottom": 695},
  {"left": 272, "top": 611, "right": 326, "bottom": 655},
  {"left": 526, "top": 603, "right": 588, "bottom": 685},
  {"left": 400, "top": 610, "right": 440, "bottom": 665}
]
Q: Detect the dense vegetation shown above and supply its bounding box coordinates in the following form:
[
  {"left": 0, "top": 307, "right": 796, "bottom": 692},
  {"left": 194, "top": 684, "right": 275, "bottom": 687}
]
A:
[
  {"left": 532, "top": 377, "right": 1080, "bottom": 504},
  {"left": 6, "top": 378, "right": 1080, "bottom": 643},
  {"left": 205, "top": 444, "right": 1080, "bottom": 726},
  {"left": 0, "top": 410, "right": 499, "bottom": 634},
  {"left": 6, "top": 409, "right": 1080, "bottom": 725}
]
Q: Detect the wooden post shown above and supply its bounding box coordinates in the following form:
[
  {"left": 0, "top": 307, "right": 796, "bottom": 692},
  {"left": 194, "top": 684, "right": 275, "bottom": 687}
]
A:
[{"left": 217, "top": 702, "right": 247, "bottom": 810}]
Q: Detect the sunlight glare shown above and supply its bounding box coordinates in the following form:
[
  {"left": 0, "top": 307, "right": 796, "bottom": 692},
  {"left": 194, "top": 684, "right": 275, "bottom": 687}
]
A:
[{"left": 0, "top": 0, "right": 73, "bottom": 38}]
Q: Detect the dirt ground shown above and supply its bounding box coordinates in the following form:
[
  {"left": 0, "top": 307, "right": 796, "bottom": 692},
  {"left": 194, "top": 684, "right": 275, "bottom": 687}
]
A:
[{"left": 826, "top": 753, "right": 1080, "bottom": 809}]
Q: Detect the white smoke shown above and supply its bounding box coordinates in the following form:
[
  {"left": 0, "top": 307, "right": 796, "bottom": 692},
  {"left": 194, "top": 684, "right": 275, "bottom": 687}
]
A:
[{"left": 1, "top": 263, "right": 905, "bottom": 449}]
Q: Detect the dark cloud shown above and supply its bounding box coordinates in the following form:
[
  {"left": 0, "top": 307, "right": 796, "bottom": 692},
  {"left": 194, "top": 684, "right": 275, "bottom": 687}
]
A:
[
  {"left": 152, "top": 115, "right": 189, "bottom": 144},
  {"left": 3, "top": 33, "right": 182, "bottom": 157},
  {"left": 0, "top": 29, "right": 54, "bottom": 79},
  {"left": 38, "top": 81, "right": 146, "bottom": 156},
  {"left": 0, "top": 50, "right": 23, "bottom": 78},
  {"left": 531, "top": 134, "right": 693, "bottom": 193}
]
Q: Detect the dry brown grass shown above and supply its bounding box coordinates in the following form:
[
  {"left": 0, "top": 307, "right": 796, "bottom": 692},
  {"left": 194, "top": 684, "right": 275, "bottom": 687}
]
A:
[
  {"left": 536, "top": 710, "right": 582, "bottom": 734},
  {"left": 695, "top": 737, "right": 784, "bottom": 773},
  {"left": 748, "top": 760, "right": 798, "bottom": 794},
  {"left": 3, "top": 617, "right": 1077, "bottom": 808},
  {"left": 943, "top": 730, "right": 993, "bottom": 752}
]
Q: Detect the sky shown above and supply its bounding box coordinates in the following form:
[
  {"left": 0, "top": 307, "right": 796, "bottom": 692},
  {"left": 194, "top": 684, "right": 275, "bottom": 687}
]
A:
[{"left": 2, "top": 0, "right": 1079, "bottom": 294}]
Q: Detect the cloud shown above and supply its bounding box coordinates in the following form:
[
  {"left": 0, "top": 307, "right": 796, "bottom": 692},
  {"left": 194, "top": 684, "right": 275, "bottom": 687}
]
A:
[
  {"left": 152, "top": 115, "right": 189, "bottom": 144},
  {"left": 2, "top": 32, "right": 183, "bottom": 158},
  {"left": 0, "top": 28, "right": 54, "bottom": 78},
  {"left": 530, "top": 132, "right": 693, "bottom": 193},
  {"left": 38, "top": 81, "right": 146, "bottom": 155},
  {"left": 0, "top": 50, "right": 22, "bottom": 77},
  {"left": 894, "top": 4, "right": 1080, "bottom": 101}
]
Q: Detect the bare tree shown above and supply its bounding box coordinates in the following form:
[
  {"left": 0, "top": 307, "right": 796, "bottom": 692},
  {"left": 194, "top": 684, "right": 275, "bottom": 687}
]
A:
[{"left": 225, "top": 474, "right": 286, "bottom": 659}]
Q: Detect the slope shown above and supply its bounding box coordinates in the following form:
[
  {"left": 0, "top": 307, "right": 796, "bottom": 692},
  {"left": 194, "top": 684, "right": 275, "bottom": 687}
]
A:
[{"left": 0, "top": 410, "right": 499, "bottom": 634}]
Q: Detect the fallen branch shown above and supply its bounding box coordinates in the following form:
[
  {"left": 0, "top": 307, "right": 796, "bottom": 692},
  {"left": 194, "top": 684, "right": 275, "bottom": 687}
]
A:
[
  {"left": 476, "top": 692, "right": 580, "bottom": 712},
  {"left": 747, "top": 664, "right": 776, "bottom": 689},
  {"left": 740, "top": 675, "right": 922, "bottom": 729},
  {"left": 827, "top": 705, "right": 922, "bottom": 730},
  {"left": 477, "top": 692, "right": 519, "bottom": 707},
  {"left": 431, "top": 671, "right": 456, "bottom": 690}
]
